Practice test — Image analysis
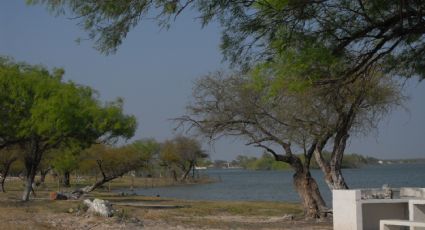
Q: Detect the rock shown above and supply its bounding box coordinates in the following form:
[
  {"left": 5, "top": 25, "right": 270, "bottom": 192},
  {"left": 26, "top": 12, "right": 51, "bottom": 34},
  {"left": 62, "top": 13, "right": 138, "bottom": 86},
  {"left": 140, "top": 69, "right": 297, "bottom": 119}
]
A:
[
  {"left": 68, "top": 208, "right": 74, "bottom": 213},
  {"left": 282, "top": 214, "right": 294, "bottom": 220},
  {"left": 361, "top": 186, "right": 393, "bottom": 199},
  {"left": 84, "top": 199, "right": 113, "bottom": 217},
  {"left": 50, "top": 192, "right": 68, "bottom": 200}
]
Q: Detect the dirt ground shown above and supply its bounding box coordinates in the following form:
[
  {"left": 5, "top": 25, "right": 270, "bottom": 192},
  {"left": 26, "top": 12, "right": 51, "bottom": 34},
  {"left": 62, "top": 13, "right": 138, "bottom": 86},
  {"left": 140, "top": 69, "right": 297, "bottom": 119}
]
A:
[
  {"left": 0, "top": 209, "right": 332, "bottom": 230},
  {"left": 0, "top": 177, "right": 332, "bottom": 229},
  {"left": 0, "top": 198, "right": 332, "bottom": 230}
]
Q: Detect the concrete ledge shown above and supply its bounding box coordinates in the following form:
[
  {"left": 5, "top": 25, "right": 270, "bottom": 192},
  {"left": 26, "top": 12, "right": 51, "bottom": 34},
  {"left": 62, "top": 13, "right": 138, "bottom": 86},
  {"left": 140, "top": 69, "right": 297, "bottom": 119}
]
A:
[
  {"left": 380, "top": 219, "right": 425, "bottom": 230},
  {"left": 401, "top": 188, "right": 425, "bottom": 199},
  {"left": 360, "top": 199, "right": 411, "bottom": 204}
]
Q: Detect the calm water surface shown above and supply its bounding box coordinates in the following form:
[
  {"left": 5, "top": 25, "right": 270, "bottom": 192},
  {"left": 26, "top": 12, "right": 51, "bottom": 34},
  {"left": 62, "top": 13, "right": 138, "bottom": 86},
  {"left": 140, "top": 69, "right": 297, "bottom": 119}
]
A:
[{"left": 119, "top": 164, "right": 425, "bottom": 204}]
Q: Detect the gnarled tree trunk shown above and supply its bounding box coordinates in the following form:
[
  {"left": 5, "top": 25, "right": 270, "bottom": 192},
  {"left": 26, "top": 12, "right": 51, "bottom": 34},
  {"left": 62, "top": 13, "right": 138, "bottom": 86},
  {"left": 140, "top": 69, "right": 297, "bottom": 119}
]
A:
[
  {"left": 180, "top": 161, "right": 194, "bottom": 182},
  {"left": 63, "top": 171, "right": 70, "bottom": 187},
  {"left": 293, "top": 170, "right": 328, "bottom": 218},
  {"left": 274, "top": 145, "right": 328, "bottom": 219},
  {"left": 0, "top": 176, "right": 6, "bottom": 193},
  {"left": 0, "top": 157, "right": 17, "bottom": 193},
  {"left": 314, "top": 149, "right": 348, "bottom": 190}
]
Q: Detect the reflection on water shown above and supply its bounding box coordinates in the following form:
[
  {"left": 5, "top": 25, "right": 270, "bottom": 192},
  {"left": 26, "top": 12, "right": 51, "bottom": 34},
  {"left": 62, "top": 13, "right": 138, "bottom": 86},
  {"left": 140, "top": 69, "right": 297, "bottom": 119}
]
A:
[{"left": 117, "top": 164, "right": 425, "bottom": 205}]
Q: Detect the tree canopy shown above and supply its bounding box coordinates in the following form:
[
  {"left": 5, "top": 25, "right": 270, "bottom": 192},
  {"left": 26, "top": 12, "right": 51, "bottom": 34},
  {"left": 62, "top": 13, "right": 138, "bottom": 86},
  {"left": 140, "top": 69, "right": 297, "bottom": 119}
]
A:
[
  {"left": 175, "top": 66, "right": 402, "bottom": 216},
  {"left": 0, "top": 57, "right": 137, "bottom": 200},
  {"left": 29, "top": 0, "right": 425, "bottom": 83},
  {"left": 160, "top": 136, "right": 208, "bottom": 181}
]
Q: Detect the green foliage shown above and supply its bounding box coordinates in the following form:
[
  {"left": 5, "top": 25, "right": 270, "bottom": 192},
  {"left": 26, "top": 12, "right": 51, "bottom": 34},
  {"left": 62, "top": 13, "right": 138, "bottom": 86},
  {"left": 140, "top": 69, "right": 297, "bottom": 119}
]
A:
[
  {"left": 160, "top": 136, "right": 207, "bottom": 165},
  {"left": 81, "top": 144, "right": 146, "bottom": 178},
  {"left": 0, "top": 57, "right": 137, "bottom": 149},
  {"left": 196, "top": 158, "right": 212, "bottom": 167},
  {"left": 26, "top": 0, "right": 185, "bottom": 54},
  {"left": 307, "top": 152, "right": 379, "bottom": 169},
  {"left": 50, "top": 144, "right": 82, "bottom": 174},
  {"left": 9, "top": 159, "right": 24, "bottom": 176},
  {"left": 0, "top": 57, "right": 137, "bottom": 199},
  {"left": 30, "top": 0, "right": 425, "bottom": 81},
  {"left": 236, "top": 152, "right": 378, "bottom": 171},
  {"left": 0, "top": 146, "right": 23, "bottom": 174},
  {"left": 130, "top": 138, "right": 160, "bottom": 162},
  {"left": 235, "top": 154, "right": 290, "bottom": 171},
  {"left": 160, "top": 136, "right": 207, "bottom": 178},
  {"left": 78, "top": 139, "right": 160, "bottom": 178}
]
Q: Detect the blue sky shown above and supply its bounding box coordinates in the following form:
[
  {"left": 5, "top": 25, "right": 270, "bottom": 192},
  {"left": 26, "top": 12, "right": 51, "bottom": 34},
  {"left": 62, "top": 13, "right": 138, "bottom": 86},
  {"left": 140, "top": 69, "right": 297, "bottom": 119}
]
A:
[{"left": 1, "top": 1, "right": 424, "bottom": 160}]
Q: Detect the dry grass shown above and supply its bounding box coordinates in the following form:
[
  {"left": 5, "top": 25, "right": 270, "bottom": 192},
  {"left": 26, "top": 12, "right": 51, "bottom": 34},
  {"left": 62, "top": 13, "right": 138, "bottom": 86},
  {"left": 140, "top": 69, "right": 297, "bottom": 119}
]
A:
[{"left": 0, "top": 176, "right": 332, "bottom": 229}]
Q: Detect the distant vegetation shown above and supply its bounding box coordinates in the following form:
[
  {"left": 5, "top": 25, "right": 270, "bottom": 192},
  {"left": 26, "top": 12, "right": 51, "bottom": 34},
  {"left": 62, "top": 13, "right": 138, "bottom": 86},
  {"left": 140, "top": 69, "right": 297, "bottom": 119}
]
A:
[
  {"left": 380, "top": 159, "right": 425, "bottom": 164},
  {"left": 0, "top": 58, "right": 209, "bottom": 198},
  {"left": 229, "top": 153, "right": 379, "bottom": 171},
  {"left": 233, "top": 154, "right": 290, "bottom": 171},
  {"left": 310, "top": 152, "right": 379, "bottom": 169}
]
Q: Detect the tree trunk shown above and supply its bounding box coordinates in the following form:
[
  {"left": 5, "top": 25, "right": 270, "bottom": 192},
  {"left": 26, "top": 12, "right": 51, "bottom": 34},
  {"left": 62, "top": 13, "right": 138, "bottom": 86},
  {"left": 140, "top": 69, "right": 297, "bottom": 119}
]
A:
[
  {"left": 0, "top": 157, "right": 17, "bottom": 193},
  {"left": 192, "top": 163, "right": 196, "bottom": 179},
  {"left": 0, "top": 175, "right": 6, "bottom": 193},
  {"left": 0, "top": 165, "right": 10, "bottom": 193},
  {"left": 171, "top": 169, "right": 178, "bottom": 181},
  {"left": 22, "top": 144, "right": 42, "bottom": 201},
  {"left": 293, "top": 170, "right": 328, "bottom": 218},
  {"left": 81, "top": 179, "right": 106, "bottom": 193},
  {"left": 39, "top": 167, "right": 51, "bottom": 184},
  {"left": 329, "top": 168, "right": 348, "bottom": 189},
  {"left": 329, "top": 133, "right": 349, "bottom": 190},
  {"left": 314, "top": 149, "right": 349, "bottom": 190},
  {"left": 271, "top": 143, "right": 329, "bottom": 218},
  {"left": 180, "top": 162, "right": 194, "bottom": 182},
  {"left": 63, "top": 171, "right": 70, "bottom": 187},
  {"left": 22, "top": 166, "right": 37, "bottom": 201},
  {"left": 80, "top": 174, "right": 122, "bottom": 193}
]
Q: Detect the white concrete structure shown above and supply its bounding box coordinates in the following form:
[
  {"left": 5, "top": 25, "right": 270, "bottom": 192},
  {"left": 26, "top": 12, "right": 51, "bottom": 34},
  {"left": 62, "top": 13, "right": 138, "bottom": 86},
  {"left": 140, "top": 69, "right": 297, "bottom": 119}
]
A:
[
  {"left": 380, "top": 219, "right": 425, "bottom": 230},
  {"left": 333, "top": 188, "right": 425, "bottom": 230}
]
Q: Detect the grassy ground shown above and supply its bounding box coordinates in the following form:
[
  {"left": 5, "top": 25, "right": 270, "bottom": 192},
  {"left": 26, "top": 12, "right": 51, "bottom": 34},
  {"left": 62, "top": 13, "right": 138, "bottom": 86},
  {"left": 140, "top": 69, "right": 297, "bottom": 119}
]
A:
[{"left": 0, "top": 176, "right": 332, "bottom": 229}]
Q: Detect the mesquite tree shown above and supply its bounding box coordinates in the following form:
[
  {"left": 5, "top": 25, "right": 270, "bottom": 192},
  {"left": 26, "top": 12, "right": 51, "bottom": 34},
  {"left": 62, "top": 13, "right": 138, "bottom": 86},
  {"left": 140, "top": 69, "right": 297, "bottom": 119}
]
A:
[
  {"left": 79, "top": 142, "right": 155, "bottom": 193},
  {"left": 177, "top": 73, "right": 328, "bottom": 218},
  {"left": 160, "top": 136, "right": 207, "bottom": 182},
  {"left": 310, "top": 74, "right": 403, "bottom": 190},
  {"left": 176, "top": 69, "right": 402, "bottom": 217},
  {"left": 0, "top": 58, "right": 137, "bottom": 201},
  {"left": 51, "top": 144, "right": 82, "bottom": 187}
]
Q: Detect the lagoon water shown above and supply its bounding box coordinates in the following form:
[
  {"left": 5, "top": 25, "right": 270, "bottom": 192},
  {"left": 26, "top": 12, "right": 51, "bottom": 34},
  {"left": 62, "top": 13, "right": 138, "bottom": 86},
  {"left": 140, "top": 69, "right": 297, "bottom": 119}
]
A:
[{"left": 122, "top": 164, "right": 425, "bottom": 204}]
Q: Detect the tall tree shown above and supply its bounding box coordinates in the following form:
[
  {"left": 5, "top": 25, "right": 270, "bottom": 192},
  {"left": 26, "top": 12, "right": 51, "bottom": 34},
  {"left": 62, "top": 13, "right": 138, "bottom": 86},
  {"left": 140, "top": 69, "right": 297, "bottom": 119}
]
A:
[
  {"left": 311, "top": 73, "right": 403, "bottom": 190},
  {"left": 51, "top": 144, "right": 82, "bottom": 187},
  {"left": 178, "top": 72, "right": 328, "bottom": 218},
  {"left": 0, "top": 58, "right": 137, "bottom": 201},
  {"left": 247, "top": 52, "right": 404, "bottom": 190},
  {"left": 176, "top": 69, "right": 402, "bottom": 217},
  {"left": 160, "top": 136, "right": 208, "bottom": 182},
  {"left": 131, "top": 138, "right": 161, "bottom": 173}
]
